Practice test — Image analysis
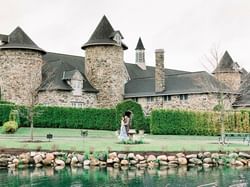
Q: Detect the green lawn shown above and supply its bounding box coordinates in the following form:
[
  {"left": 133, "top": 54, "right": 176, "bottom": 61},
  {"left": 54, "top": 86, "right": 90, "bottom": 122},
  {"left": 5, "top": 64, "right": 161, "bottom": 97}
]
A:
[{"left": 0, "top": 127, "right": 249, "bottom": 152}]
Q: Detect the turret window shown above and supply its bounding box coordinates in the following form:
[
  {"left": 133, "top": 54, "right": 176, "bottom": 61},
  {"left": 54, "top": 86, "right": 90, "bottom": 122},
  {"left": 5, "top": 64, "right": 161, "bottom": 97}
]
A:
[{"left": 113, "top": 33, "right": 121, "bottom": 45}]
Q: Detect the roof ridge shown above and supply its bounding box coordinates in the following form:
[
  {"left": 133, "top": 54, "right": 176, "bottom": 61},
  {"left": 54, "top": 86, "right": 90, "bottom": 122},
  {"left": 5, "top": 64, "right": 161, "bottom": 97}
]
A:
[{"left": 129, "top": 71, "right": 208, "bottom": 80}]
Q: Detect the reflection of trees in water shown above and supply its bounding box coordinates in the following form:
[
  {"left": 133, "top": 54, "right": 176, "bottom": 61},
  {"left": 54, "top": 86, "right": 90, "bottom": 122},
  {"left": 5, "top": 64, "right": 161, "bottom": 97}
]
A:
[{"left": 0, "top": 166, "right": 250, "bottom": 187}]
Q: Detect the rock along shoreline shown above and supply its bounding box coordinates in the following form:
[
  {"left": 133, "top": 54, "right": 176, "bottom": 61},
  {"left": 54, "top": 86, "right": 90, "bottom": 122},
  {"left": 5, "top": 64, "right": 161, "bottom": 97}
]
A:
[{"left": 1, "top": 151, "right": 250, "bottom": 170}]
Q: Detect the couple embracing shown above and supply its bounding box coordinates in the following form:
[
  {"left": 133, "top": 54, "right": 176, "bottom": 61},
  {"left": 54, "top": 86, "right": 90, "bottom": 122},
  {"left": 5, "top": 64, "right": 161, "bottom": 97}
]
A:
[{"left": 119, "top": 111, "right": 132, "bottom": 141}]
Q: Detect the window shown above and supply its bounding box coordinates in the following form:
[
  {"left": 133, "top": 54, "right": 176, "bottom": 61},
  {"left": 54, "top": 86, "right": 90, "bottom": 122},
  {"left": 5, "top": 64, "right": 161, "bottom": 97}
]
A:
[
  {"left": 179, "top": 94, "right": 188, "bottom": 100},
  {"left": 136, "top": 51, "right": 145, "bottom": 63},
  {"left": 114, "top": 34, "right": 121, "bottom": 45},
  {"left": 71, "top": 102, "right": 84, "bottom": 108},
  {"left": 72, "top": 80, "right": 82, "bottom": 96},
  {"left": 147, "top": 96, "right": 154, "bottom": 102},
  {"left": 132, "top": 98, "right": 138, "bottom": 102},
  {"left": 163, "top": 95, "right": 172, "bottom": 101}
]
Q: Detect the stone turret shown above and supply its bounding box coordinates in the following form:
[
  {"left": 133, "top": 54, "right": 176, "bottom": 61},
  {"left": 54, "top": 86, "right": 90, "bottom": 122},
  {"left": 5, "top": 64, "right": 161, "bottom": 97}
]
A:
[
  {"left": 0, "top": 27, "right": 45, "bottom": 105},
  {"left": 135, "top": 37, "right": 146, "bottom": 70},
  {"left": 82, "top": 16, "right": 128, "bottom": 108},
  {"left": 213, "top": 51, "right": 242, "bottom": 91},
  {"left": 155, "top": 49, "right": 165, "bottom": 93}
]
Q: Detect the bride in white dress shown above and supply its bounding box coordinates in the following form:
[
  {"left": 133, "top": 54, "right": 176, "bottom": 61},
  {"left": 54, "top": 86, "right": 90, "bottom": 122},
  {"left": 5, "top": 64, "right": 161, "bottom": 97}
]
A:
[{"left": 119, "top": 116, "right": 128, "bottom": 141}]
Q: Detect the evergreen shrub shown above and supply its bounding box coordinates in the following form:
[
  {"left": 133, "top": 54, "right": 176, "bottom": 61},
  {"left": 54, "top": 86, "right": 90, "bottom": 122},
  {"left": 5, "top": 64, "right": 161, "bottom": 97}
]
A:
[
  {"left": 33, "top": 106, "right": 116, "bottom": 130},
  {"left": 0, "top": 104, "right": 14, "bottom": 125},
  {"left": 151, "top": 109, "right": 250, "bottom": 135}
]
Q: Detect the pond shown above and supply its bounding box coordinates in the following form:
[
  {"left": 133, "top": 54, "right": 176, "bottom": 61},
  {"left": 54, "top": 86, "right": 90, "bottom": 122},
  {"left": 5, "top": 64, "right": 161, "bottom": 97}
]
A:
[{"left": 0, "top": 166, "right": 249, "bottom": 187}]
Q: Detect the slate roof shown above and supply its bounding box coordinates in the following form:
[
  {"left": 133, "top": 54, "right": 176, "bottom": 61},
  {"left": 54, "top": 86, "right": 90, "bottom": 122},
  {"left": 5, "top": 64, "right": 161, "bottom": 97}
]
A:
[
  {"left": 38, "top": 51, "right": 240, "bottom": 101},
  {"left": 213, "top": 51, "right": 239, "bottom": 73},
  {"left": 125, "top": 63, "right": 189, "bottom": 80},
  {"left": 81, "top": 16, "right": 128, "bottom": 50},
  {"left": 135, "top": 37, "right": 145, "bottom": 50},
  {"left": 241, "top": 68, "right": 248, "bottom": 81},
  {"left": 0, "top": 27, "right": 45, "bottom": 54},
  {"left": 125, "top": 71, "right": 234, "bottom": 98},
  {"left": 233, "top": 73, "right": 250, "bottom": 107},
  {"left": 40, "top": 52, "right": 98, "bottom": 93}
]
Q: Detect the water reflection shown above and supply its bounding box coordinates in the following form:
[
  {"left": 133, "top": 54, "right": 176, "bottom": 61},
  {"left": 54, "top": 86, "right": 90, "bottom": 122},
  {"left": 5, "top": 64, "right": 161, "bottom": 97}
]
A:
[{"left": 0, "top": 166, "right": 249, "bottom": 187}]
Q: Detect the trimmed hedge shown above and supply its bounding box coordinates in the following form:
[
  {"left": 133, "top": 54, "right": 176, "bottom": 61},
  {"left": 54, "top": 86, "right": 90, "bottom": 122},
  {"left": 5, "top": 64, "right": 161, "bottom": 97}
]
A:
[
  {"left": 1, "top": 102, "right": 249, "bottom": 135},
  {"left": 0, "top": 104, "right": 14, "bottom": 125},
  {"left": 33, "top": 106, "right": 117, "bottom": 130},
  {"left": 116, "top": 100, "right": 146, "bottom": 131},
  {"left": 151, "top": 109, "right": 250, "bottom": 135},
  {"left": 0, "top": 104, "right": 116, "bottom": 130}
]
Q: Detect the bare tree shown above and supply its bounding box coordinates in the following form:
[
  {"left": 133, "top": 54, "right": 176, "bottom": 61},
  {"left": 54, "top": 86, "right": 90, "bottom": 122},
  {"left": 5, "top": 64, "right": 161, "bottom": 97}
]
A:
[
  {"left": 27, "top": 87, "right": 39, "bottom": 141},
  {"left": 201, "top": 44, "right": 227, "bottom": 145},
  {"left": 19, "top": 71, "right": 41, "bottom": 141}
]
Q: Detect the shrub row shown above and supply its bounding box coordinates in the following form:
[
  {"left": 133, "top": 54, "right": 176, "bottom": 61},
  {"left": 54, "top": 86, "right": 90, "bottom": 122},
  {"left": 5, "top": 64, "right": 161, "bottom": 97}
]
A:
[
  {"left": 0, "top": 104, "right": 14, "bottom": 125},
  {"left": 1, "top": 102, "right": 249, "bottom": 135},
  {"left": 0, "top": 104, "right": 117, "bottom": 130},
  {"left": 33, "top": 106, "right": 117, "bottom": 130},
  {"left": 151, "top": 109, "right": 250, "bottom": 135}
]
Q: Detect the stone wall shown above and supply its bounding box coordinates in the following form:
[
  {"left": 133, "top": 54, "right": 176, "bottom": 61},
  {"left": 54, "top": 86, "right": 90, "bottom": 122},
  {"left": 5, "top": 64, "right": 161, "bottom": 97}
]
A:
[
  {"left": 85, "top": 46, "right": 127, "bottom": 108},
  {"left": 133, "top": 93, "right": 236, "bottom": 114},
  {"left": 38, "top": 90, "right": 97, "bottom": 107},
  {"left": 0, "top": 49, "right": 43, "bottom": 105},
  {"left": 214, "top": 72, "right": 242, "bottom": 91},
  {"left": 2, "top": 151, "right": 250, "bottom": 169}
]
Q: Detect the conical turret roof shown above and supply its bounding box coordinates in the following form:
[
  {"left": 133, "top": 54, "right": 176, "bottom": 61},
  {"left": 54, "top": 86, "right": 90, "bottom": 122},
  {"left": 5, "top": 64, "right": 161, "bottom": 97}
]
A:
[
  {"left": 135, "top": 37, "right": 145, "bottom": 50},
  {"left": 213, "top": 51, "right": 239, "bottom": 73},
  {"left": 82, "top": 16, "right": 127, "bottom": 50},
  {"left": 0, "top": 27, "right": 46, "bottom": 54}
]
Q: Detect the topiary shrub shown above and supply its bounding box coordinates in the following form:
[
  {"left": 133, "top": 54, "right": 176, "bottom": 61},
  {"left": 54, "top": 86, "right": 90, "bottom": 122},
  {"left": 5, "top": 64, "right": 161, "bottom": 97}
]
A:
[
  {"left": 9, "top": 109, "right": 20, "bottom": 125},
  {"left": 2, "top": 121, "right": 18, "bottom": 133},
  {"left": 116, "top": 100, "right": 145, "bottom": 131}
]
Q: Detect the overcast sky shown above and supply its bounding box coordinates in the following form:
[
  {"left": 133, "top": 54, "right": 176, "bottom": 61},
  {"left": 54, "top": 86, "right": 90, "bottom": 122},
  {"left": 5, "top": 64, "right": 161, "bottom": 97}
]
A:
[{"left": 1, "top": 0, "right": 250, "bottom": 72}]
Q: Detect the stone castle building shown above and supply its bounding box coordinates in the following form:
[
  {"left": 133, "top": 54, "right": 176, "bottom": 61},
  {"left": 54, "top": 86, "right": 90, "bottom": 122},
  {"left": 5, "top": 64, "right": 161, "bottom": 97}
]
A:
[{"left": 0, "top": 16, "right": 249, "bottom": 112}]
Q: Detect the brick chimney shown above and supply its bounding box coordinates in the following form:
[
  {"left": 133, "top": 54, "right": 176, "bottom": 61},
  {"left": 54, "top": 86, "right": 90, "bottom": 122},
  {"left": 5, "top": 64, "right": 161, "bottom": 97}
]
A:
[{"left": 155, "top": 49, "right": 165, "bottom": 93}]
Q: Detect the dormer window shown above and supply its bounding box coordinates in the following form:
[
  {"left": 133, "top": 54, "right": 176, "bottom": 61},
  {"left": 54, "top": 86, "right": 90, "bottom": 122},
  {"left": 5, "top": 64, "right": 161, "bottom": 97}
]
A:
[
  {"left": 113, "top": 33, "right": 121, "bottom": 45},
  {"left": 0, "top": 34, "right": 8, "bottom": 45},
  {"left": 71, "top": 80, "right": 82, "bottom": 95},
  {"left": 62, "top": 70, "right": 84, "bottom": 96},
  {"left": 233, "top": 62, "right": 240, "bottom": 71},
  {"left": 136, "top": 50, "right": 145, "bottom": 63}
]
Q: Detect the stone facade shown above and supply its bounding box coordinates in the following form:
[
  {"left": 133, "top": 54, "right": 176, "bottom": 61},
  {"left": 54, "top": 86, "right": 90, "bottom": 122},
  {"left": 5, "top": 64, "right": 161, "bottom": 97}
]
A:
[
  {"left": 85, "top": 46, "right": 127, "bottom": 108},
  {"left": 214, "top": 72, "right": 242, "bottom": 91},
  {"left": 155, "top": 49, "right": 165, "bottom": 92},
  {"left": 135, "top": 93, "right": 236, "bottom": 114},
  {"left": 38, "top": 90, "right": 97, "bottom": 107},
  {"left": 0, "top": 49, "right": 43, "bottom": 105}
]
